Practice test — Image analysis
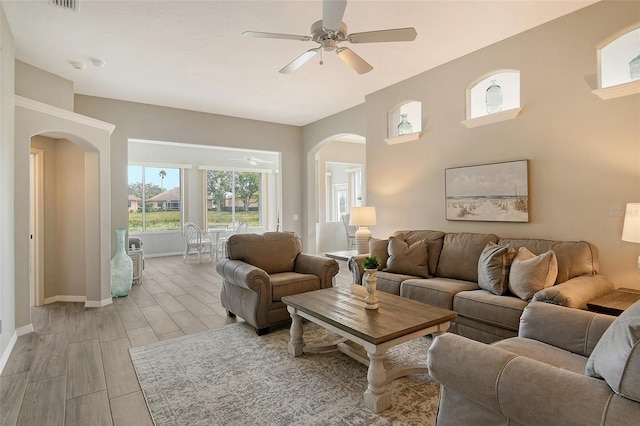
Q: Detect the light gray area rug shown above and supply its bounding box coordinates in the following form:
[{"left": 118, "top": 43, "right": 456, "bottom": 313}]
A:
[{"left": 129, "top": 322, "right": 440, "bottom": 425}]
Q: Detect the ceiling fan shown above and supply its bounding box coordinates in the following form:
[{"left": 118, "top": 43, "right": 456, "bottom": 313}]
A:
[
  {"left": 242, "top": 0, "right": 417, "bottom": 75},
  {"left": 231, "top": 156, "right": 274, "bottom": 166}
]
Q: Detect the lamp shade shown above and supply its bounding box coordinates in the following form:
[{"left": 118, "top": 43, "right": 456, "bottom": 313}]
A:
[
  {"left": 622, "top": 203, "right": 640, "bottom": 243},
  {"left": 349, "top": 206, "right": 377, "bottom": 227}
]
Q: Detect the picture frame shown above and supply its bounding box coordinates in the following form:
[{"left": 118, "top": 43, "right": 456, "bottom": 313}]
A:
[{"left": 445, "top": 160, "right": 529, "bottom": 222}]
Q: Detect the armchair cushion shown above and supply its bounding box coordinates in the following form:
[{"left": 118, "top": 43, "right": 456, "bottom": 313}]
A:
[
  {"left": 509, "top": 247, "right": 558, "bottom": 300},
  {"left": 586, "top": 300, "right": 640, "bottom": 402},
  {"left": 385, "top": 237, "right": 429, "bottom": 278},
  {"left": 270, "top": 272, "right": 320, "bottom": 302},
  {"left": 226, "top": 232, "right": 301, "bottom": 274}
]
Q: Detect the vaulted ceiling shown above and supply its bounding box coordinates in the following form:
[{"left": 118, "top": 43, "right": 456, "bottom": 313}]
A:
[{"left": 4, "top": 0, "right": 597, "bottom": 126}]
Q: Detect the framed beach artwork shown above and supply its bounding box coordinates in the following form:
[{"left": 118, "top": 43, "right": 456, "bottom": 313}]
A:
[{"left": 445, "top": 160, "right": 529, "bottom": 222}]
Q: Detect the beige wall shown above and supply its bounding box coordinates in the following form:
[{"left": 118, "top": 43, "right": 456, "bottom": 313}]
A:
[
  {"left": 0, "top": 4, "right": 16, "bottom": 358},
  {"left": 363, "top": 1, "right": 640, "bottom": 289},
  {"left": 15, "top": 61, "right": 73, "bottom": 111},
  {"left": 55, "top": 139, "right": 86, "bottom": 297}
]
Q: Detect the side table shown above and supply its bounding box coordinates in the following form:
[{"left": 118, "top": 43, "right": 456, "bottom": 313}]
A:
[
  {"left": 128, "top": 248, "right": 144, "bottom": 285},
  {"left": 587, "top": 288, "right": 640, "bottom": 316}
]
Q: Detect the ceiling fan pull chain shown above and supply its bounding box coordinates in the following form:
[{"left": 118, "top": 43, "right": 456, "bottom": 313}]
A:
[{"left": 320, "top": 49, "right": 324, "bottom": 66}]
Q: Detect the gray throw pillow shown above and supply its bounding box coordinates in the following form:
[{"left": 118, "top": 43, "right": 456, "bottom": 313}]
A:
[
  {"left": 385, "top": 237, "right": 429, "bottom": 278},
  {"left": 478, "top": 242, "right": 517, "bottom": 295},
  {"left": 368, "top": 238, "right": 389, "bottom": 270},
  {"left": 585, "top": 300, "right": 640, "bottom": 402},
  {"left": 508, "top": 247, "right": 558, "bottom": 300}
]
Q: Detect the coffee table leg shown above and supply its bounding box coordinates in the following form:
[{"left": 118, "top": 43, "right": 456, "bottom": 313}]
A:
[
  {"left": 363, "top": 349, "right": 391, "bottom": 413},
  {"left": 287, "top": 306, "right": 304, "bottom": 357}
]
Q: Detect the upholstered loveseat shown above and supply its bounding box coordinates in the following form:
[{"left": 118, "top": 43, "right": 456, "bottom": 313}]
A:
[
  {"left": 427, "top": 301, "right": 640, "bottom": 425},
  {"left": 349, "top": 231, "right": 614, "bottom": 343},
  {"left": 216, "top": 232, "right": 339, "bottom": 334}
]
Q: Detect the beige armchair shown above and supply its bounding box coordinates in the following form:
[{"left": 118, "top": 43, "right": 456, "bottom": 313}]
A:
[{"left": 215, "top": 232, "right": 339, "bottom": 335}]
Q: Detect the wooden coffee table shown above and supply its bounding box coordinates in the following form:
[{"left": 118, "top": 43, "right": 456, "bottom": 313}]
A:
[{"left": 281, "top": 284, "right": 457, "bottom": 413}]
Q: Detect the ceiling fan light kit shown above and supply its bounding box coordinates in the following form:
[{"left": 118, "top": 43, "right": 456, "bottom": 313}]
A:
[{"left": 242, "top": 0, "right": 417, "bottom": 75}]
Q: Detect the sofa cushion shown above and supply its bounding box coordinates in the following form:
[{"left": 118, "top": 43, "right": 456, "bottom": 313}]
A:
[
  {"left": 393, "top": 230, "right": 445, "bottom": 277},
  {"left": 368, "top": 238, "right": 389, "bottom": 270},
  {"left": 401, "top": 278, "right": 479, "bottom": 310},
  {"left": 435, "top": 233, "right": 498, "bottom": 282},
  {"left": 585, "top": 300, "right": 640, "bottom": 403},
  {"left": 478, "top": 242, "right": 517, "bottom": 295},
  {"left": 498, "top": 238, "right": 598, "bottom": 284},
  {"left": 385, "top": 237, "right": 429, "bottom": 278},
  {"left": 270, "top": 272, "right": 320, "bottom": 302},
  {"left": 227, "top": 232, "right": 301, "bottom": 274},
  {"left": 454, "top": 290, "right": 528, "bottom": 332},
  {"left": 375, "top": 271, "right": 418, "bottom": 295},
  {"left": 509, "top": 248, "right": 558, "bottom": 301}
]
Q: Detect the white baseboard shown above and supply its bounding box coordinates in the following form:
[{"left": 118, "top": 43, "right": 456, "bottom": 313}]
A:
[
  {"left": 0, "top": 324, "right": 34, "bottom": 375},
  {"left": 0, "top": 332, "right": 18, "bottom": 375},
  {"left": 144, "top": 251, "right": 183, "bottom": 258},
  {"left": 44, "top": 295, "right": 86, "bottom": 304},
  {"left": 16, "top": 324, "right": 33, "bottom": 336},
  {"left": 85, "top": 297, "right": 113, "bottom": 308}
]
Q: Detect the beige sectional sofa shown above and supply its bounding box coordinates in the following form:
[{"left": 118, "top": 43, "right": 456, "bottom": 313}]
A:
[{"left": 349, "top": 230, "right": 614, "bottom": 343}]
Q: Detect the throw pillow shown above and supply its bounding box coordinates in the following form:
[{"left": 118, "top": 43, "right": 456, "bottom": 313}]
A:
[
  {"left": 478, "top": 242, "right": 517, "bottom": 295},
  {"left": 385, "top": 237, "right": 429, "bottom": 278},
  {"left": 368, "top": 238, "right": 389, "bottom": 270},
  {"left": 508, "top": 247, "right": 558, "bottom": 300},
  {"left": 585, "top": 300, "right": 640, "bottom": 402}
]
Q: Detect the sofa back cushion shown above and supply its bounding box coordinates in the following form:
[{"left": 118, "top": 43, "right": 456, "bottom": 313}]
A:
[
  {"left": 393, "top": 230, "right": 445, "bottom": 276},
  {"left": 498, "top": 238, "right": 598, "bottom": 284},
  {"left": 436, "top": 233, "right": 498, "bottom": 282},
  {"left": 227, "top": 232, "right": 301, "bottom": 274}
]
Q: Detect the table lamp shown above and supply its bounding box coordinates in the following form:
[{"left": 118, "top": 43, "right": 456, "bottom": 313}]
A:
[
  {"left": 622, "top": 203, "right": 640, "bottom": 271},
  {"left": 349, "top": 206, "right": 377, "bottom": 255}
]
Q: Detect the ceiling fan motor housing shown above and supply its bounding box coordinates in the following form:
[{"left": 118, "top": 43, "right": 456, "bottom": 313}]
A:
[{"left": 311, "top": 20, "right": 347, "bottom": 51}]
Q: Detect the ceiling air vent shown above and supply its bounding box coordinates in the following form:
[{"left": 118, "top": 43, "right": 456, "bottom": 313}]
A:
[{"left": 49, "top": 0, "right": 79, "bottom": 12}]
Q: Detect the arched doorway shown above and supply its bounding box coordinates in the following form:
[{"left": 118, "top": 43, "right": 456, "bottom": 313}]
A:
[
  {"left": 309, "top": 133, "right": 366, "bottom": 255},
  {"left": 15, "top": 96, "right": 114, "bottom": 329}
]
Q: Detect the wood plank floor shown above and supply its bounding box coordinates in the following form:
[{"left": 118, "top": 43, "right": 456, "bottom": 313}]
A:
[{"left": 0, "top": 255, "right": 353, "bottom": 426}]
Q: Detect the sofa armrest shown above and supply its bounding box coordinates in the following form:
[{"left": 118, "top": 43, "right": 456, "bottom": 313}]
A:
[
  {"left": 215, "top": 258, "right": 270, "bottom": 293},
  {"left": 348, "top": 254, "right": 368, "bottom": 284},
  {"left": 428, "top": 333, "right": 617, "bottom": 426},
  {"left": 518, "top": 301, "right": 616, "bottom": 356},
  {"left": 532, "top": 274, "right": 615, "bottom": 309},
  {"left": 294, "top": 253, "right": 339, "bottom": 289}
]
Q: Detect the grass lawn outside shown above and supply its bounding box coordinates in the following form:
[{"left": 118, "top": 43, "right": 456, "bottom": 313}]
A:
[{"left": 129, "top": 210, "right": 260, "bottom": 232}]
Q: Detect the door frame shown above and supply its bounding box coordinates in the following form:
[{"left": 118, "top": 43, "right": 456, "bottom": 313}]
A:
[{"left": 29, "top": 148, "right": 44, "bottom": 306}]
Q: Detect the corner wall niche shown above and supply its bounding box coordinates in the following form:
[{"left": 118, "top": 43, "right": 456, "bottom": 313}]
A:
[
  {"left": 384, "top": 101, "right": 422, "bottom": 145},
  {"left": 593, "top": 25, "right": 640, "bottom": 100},
  {"left": 461, "top": 70, "right": 521, "bottom": 128}
]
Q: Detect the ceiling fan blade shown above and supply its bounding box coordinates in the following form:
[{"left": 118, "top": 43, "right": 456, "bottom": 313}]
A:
[
  {"left": 242, "top": 31, "right": 311, "bottom": 42},
  {"left": 347, "top": 27, "right": 417, "bottom": 44},
  {"left": 322, "top": 0, "right": 347, "bottom": 31},
  {"left": 336, "top": 47, "right": 373, "bottom": 75},
  {"left": 279, "top": 48, "right": 320, "bottom": 74}
]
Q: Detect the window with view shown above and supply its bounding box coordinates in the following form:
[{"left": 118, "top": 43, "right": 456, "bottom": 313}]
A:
[
  {"left": 128, "top": 166, "right": 182, "bottom": 232},
  {"left": 206, "top": 170, "right": 262, "bottom": 229}
]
